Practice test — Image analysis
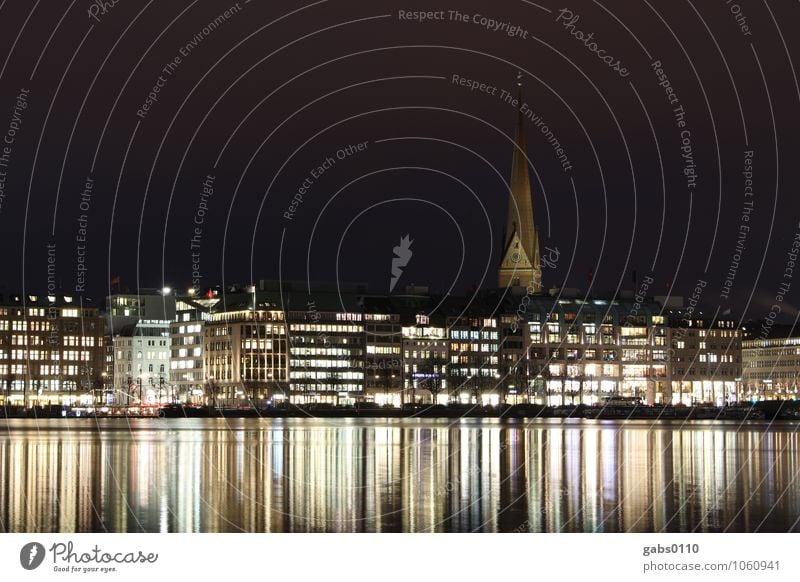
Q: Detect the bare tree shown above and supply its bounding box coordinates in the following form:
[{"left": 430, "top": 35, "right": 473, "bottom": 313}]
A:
[{"left": 206, "top": 378, "right": 219, "bottom": 409}]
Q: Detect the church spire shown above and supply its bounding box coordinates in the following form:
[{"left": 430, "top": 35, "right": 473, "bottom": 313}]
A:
[{"left": 498, "top": 73, "right": 542, "bottom": 291}]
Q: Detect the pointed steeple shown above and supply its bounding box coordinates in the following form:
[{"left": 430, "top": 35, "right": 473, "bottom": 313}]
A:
[{"left": 498, "top": 73, "right": 542, "bottom": 291}]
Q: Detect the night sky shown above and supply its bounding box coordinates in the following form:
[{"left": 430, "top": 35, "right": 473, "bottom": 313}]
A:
[{"left": 0, "top": 0, "right": 798, "bottom": 322}]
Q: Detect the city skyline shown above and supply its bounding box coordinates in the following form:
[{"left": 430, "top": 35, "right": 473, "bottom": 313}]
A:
[{"left": 1, "top": 0, "right": 800, "bottom": 549}]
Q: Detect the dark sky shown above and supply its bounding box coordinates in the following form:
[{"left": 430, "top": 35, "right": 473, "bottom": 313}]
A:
[{"left": 0, "top": 0, "right": 798, "bottom": 322}]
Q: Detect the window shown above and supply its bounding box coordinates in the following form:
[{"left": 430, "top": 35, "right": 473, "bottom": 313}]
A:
[{"left": 603, "top": 364, "right": 618, "bottom": 376}]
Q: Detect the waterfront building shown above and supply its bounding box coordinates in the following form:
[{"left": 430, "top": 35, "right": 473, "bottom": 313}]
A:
[
  {"left": 0, "top": 284, "right": 747, "bottom": 409},
  {"left": 0, "top": 294, "right": 105, "bottom": 407},
  {"left": 742, "top": 332, "right": 800, "bottom": 401},
  {"left": 112, "top": 320, "right": 171, "bottom": 404},
  {"left": 203, "top": 293, "right": 288, "bottom": 407},
  {"left": 105, "top": 289, "right": 176, "bottom": 389},
  {"left": 521, "top": 293, "right": 666, "bottom": 406},
  {"left": 184, "top": 285, "right": 743, "bottom": 409},
  {"left": 401, "top": 313, "right": 448, "bottom": 405},
  {"left": 199, "top": 284, "right": 369, "bottom": 407},
  {"left": 668, "top": 312, "right": 741, "bottom": 405},
  {"left": 363, "top": 298, "right": 403, "bottom": 406},
  {"left": 498, "top": 313, "right": 528, "bottom": 404},
  {"left": 170, "top": 297, "right": 213, "bottom": 403},
  {"left": 447, "top": 314, "right": 500, "bottom": 405},
  {"left": 287, "top": 307, "right": 365, "bottom": 406}
]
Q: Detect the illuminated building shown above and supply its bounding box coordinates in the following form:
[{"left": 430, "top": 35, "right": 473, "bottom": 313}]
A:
[
  {"left": 668, "top": 313, "right": 740, "bottom": 405},
  {"left": 170, "top": 297, "right": 213, "bottom": 404},
  {"left": 402, "top": 313, "right": 448, "bottom": 405},
  {"left": 204, "top": 298, "right": 288, "bottom": 407},
  {"left": 741, "top": 334, "right": 800, "bottom": 401},
  {"left": 105, "top": 289, "right": 176, "bottom": 389},
  {"left": 0, "top": 294, "right": 105, "bottom": 407},
  {"left": 363, "top": 300, "right": 402, "bottom": 407},
  {"left": 112, "top": 320, "right": 171, "bottom": 404},
  {"left": 447, "top": 315, "right": 500, "bottom": 405},
  {"left": 198, "top": 285, "right": 367, "bottom": 406},
  {"left": 522, "top": 294, "right": 666, "bottom": 405},
  {"left": 287, "top": 308, "right": 364, "bottom": 406},
  {"left": 498, "top": 313, "right": 527, "bottom": 404}
]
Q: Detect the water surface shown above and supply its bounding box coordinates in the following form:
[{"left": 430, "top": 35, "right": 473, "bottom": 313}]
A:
[{"left": 0, "top": 417, "right": 798, "bottom": 532}]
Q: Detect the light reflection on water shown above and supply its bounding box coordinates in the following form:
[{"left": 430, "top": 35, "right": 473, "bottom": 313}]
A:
[{"left": 0, "top": 417, "right": 798, "bottom": 533}]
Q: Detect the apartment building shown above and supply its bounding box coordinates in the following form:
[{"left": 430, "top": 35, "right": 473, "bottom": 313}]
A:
[
  {"left": 112, "top": 320, "right": 171, "bottom": 404},
  {"left": 0, "top": 294, "right": 105, "bottom": 407}
]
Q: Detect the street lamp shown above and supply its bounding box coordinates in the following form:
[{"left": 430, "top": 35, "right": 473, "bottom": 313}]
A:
[{"left": 248, "top": 285, "right": 257, "bottom": 316}]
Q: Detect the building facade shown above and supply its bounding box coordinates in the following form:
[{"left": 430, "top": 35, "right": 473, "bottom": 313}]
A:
[
  {"left": 364, "top": 309, "right": 402, "bottom": 407},
  {"left": 402, "top": 314, "right": 448, "bottom": 405},
  {"left": 668, "top": 313, "right": 741, "bottom": 405},
  {"left": 287, "top": 308, "right": 365, "bottom": 406},
  {"left": 112, "top": 320, "right": 171, "bottom": 404},
  {"left": 0, "top": 287, "right": 754, "bottom": 409},
  {"left": 204, "top": 305, "right": 289, "bottom": 407},
  {"left": 0, "top": 295, "right": 105, "bottom": 407},
  {"left": 447, "top": 315, "right": 501, "bottom": 405},
  {"left": 742, "top": 335, "right": 800, "bottom": 401},
  {"left": 104, "top": 290, "right": 176, "bottom": 390},
  {"left": 170, "top": 298, "right": 213, "bottom": 403},
  {"left": 174, "top": 290, "right": 745, "bottom": 408}
]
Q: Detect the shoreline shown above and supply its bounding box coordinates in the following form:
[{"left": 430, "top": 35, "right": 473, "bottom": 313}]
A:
[{"left": 2, "top": 401, "right": 798, "bottom": 422}]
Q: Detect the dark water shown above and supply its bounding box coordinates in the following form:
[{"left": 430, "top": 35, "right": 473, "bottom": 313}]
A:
[{"left": 0, "top": 417, "right": 798, "bottom": 533}]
